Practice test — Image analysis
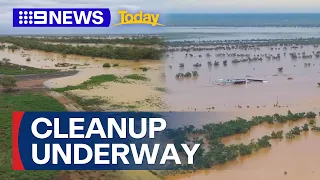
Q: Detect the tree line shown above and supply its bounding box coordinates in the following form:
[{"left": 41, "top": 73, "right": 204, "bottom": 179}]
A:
[
  {"left": 0, "top": 37, "right": 164, "bottom": 60},
  {"left": 167, "top": 37, "right": 320, "bottom": 47},
  {"left": 164, "top": 111, "right": 317, "bottom": 171},
  {"left": 36, "top": 36, "right": 165, "bottom": 46}
]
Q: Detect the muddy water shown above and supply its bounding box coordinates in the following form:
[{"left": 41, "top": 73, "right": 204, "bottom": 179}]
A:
[
  {"left": 0, "top": 43, "right": 165, "bottom": 112},
  {"left": 164, "top": 45, "right": 320, "bottom": 115},
  {"left": 0, "top": 44, "right": 163, "bottom": 88},
  {"left": 169, "top": 117, "right": 320, "bottom": 180},
  {"left": 3, "top": 42, "right": 320, "bottom": 179},
  {"left": 164, "top": 44, "right": 320, "bottom": 180},
  {"left": 167, "top": 118, "right": 320, "bottom": 180},
  {"left": 0, "top": 44, "right": 161, "bottom": 69}
]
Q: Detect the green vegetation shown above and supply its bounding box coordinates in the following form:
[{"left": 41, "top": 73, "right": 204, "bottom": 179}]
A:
[
  {"left": 102, "top": 63, "right": 120, "bottom": 68},
  {"left": 285, "top": 126, "right": 304, "bottom": 139},
  {"left": 305, "top": 112, "right": 317, "bottom": 118},
  {"left": 164, "top": 110, "right": 317, "bottom": 170},
  {"left": 66, "top": 93, "right": 140, "bottom": 111},
  {"left": 0, "top": 61, "right": 57, "bottom": 75},
  {"left": 155, "top": 87, "right": 167, "bottom": 92},
  {"left": 0, "top": 37, "right": 163, "bottom": 60},
  {"left": 0, "top": 75, "right": 17, "bottom": 91},
  {"left": 271, "top": 130, "right": 283, "bottom": 139},
  {"left": 7, "top": 45, "right": 19, "bottom": 51},
  {"left": 34, "top": 36, "right": 164, "bottom": 46},
  {"left": 65, "top": 93, "right": 107, "bottom": 111},
  {"left": 311, "top": 126, "right": 320, "bottom": 131},
  {"left": 302, "top": 123, "right": 309, "bottom": 131},
  {"left": 124, "top": 74, "right": 149, "bottom": 81},
  {"left": 139, "top": 67, "right": 149, "bottom": 72},
  {"left": 0, "top": 92, "right": 66, "bottom": 179},
  {"left": 54, "top": 74, "right": 149, "bottom": 92},
  {"left": 54, "top": 74, "right": 118, "bottom": 92},
  {"left": 103, "top": 63, "right": 111, "bottom": 68},
  {"left": 309, "top": 119, "right": 316, "bottom": 126}
]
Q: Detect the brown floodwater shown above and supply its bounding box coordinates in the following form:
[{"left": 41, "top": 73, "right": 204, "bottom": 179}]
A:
[
  {"left": 0, "top": 43, "right": 163, "bottom": 88},
  {"left": 0, "top": 43, "right": 161, "bottom": 69},
  {"left": 164, "top": 44, "right": 320, "bottom": 180},
  {"left": 0, "top": 43, "right": 165, "bottom": 111},
  {"left": 164, "top": 45, "right": 320, "bottom": 115},
  {"left": 167, "top": 117, "right": 320, "bottom": 180},
  {"left": 2, "top": 42, "right": 320, "bottom": 179}
]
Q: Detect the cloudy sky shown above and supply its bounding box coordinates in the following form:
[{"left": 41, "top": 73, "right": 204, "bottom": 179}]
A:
[{"left": 1, "top": 0, "right": 320, "bottom": 34}]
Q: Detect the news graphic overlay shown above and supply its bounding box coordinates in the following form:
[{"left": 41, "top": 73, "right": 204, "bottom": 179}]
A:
[
  {"left": 113, "top": 10, "right": 164, "bottom": 26},
  {"left": 12, "top": 8, "right": 111, "bottom": 27},
  {"left": 12, "top": 112, "right": 201, "bottom": 170}
]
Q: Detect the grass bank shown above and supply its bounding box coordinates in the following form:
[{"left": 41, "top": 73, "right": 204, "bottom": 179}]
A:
[
  {"left": 54, "top": 74, "right": 119, "bottom": 92},
  {"left": 38, "top": 36, "right": 165, "bottom": 46},
  {"left": 0, "top": 92, "right": 66, "bottom": 179},
  {"left": 54, "top": 74, "right": 148, "bottom": 92},
  {"left": 0, "top": 63, "right": 57, "bottom": 75},
  {"left": 0, "top": 91, "right": 162, "bottom": 180}
]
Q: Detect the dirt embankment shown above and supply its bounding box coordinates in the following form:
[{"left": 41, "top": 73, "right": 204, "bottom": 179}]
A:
[
  {"left": 1, "top": 70, "right": 82, "bottom": 111},
  {"left": 0, "top": 70, "right": 78, "bottom": 90}
]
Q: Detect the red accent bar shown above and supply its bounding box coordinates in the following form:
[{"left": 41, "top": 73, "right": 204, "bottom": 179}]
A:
[{"left": 12, "top": 112, "right": 25, "bottom": 170}]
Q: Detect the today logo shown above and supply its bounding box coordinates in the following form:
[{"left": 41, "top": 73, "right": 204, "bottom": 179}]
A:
[{"left": 113, "top": 10, "right": 164, "bottom": 27}]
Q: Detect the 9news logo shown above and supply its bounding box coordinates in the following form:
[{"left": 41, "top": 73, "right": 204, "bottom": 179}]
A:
[
  {"left": 13, "top": 8, "right": 111, "bottom": 27},
  {"left": 17, "top": 11, "right": 34, "bottom": 25}
]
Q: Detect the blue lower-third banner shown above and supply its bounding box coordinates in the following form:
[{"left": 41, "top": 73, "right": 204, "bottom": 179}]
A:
[{"left": 12, "top": 112, "right": 204, "bottom": 170}]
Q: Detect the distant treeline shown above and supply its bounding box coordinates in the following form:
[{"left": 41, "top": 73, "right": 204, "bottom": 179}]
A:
[
  {"left": 167, "top": 37, "right": 320, "bottom": 47},
  {"left": 36, "top": 36, "right": 165, "bottom": 46},
  {"left": 0, "top": 37, "right": 164, "bottom": 60}
]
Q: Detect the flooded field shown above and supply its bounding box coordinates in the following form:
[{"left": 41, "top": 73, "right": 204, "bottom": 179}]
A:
[
  {"left": 168, "top": 117, "right": 320, "bottom": 180},
  {"left": 164, "top": 43, "right": 320, "bottom": 180},
  {"left": 164, "top": 44, "right": 320, "bottom": 118},
  {"left": 0, "top": 43, "right": 165, "bottom": 111},
  {"left": 2, "top": 40, "right": 320, "bottom": 179}
]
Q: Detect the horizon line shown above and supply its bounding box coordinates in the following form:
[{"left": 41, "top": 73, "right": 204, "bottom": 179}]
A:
[{"left": 162, "top": 12, "right": 320, "bottom": 14}]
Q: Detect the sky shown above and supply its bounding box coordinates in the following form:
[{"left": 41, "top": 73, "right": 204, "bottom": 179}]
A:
[{"left": 1, "top": 0, "right": 320, "bottom": 34}]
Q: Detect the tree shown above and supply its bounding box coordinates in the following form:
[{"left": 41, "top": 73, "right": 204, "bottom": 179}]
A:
[
  {"left": 305, "top": 112, "right": 317, "bottom": 119},
  {"left": 302, "top": 123, "right": 309, "bottom": 131},
  {"left": 1, "top": 58, "right": 10, "bottom": 65},
  {"left": 103, "top": 63, "right": 111, "bottom": 68},
  {"left": 271, "top": 130, "right": 283, "bottom": 139},
  {"left": 309, "top": 119, "right": 316, "bottom": 126},
  {"left": 291, "top": 126, "right": 301, "bottom": 135},
  {"left": 285, "top": 132, "right": 294, "bottom": 139},
  {"left": 0, "top": 75, "right": 17, "bottom": 91}
]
